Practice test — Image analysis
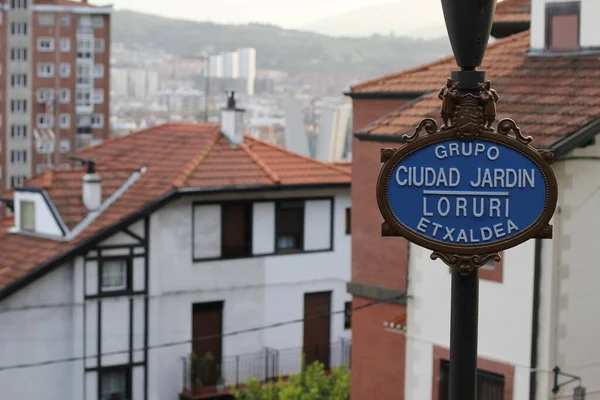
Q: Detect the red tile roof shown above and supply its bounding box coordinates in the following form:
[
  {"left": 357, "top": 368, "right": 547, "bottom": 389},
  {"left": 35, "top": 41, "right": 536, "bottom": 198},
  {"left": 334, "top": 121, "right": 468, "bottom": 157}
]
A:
[
  {"left": 35, "top": 0, "right": 107, "bottom": 8},
  {"left": 331, "top": 162, "right": 351, "bottom": 175},
  {"left": 0, "top": 123, "right": 350, "bottom": 294},
  {"left": 357, "top": 30, "right": 600, "bottom": 149},
  {"left": 495, "top": 0, "right": 531, "bottom": 23}
]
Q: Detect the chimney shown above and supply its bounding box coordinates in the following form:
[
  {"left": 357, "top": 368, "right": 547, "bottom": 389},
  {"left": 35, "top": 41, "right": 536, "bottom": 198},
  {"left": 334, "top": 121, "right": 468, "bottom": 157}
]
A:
[
  {"left": 220, "top": 91, "right": 245, "bottom": 145},
  {"left": 82, "top": 160, "right": 102, "bottom": 211}
]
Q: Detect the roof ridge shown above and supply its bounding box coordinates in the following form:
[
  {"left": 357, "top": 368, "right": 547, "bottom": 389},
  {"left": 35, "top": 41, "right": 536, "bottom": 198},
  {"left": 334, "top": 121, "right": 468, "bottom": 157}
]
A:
[
  {"left": 240, "top": 142, "right": 281, "bottom": 184},
  {"left": 172, "top": 130, "right": 221, "bottom": 188},
  {"left": 350, "top": 30, "right": 530, "bottom": 93},
  {"left": 245, "top": 135, "right": 351, "bottom": 177}
]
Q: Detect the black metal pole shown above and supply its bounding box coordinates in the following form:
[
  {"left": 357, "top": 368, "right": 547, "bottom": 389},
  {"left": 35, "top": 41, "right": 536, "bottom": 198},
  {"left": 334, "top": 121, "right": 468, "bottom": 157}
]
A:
[
  {"left": 447, "top": 68, "right": 485, "bottom": 400},
  {"left": 449, "top": 267, "right": 479, "bottom": 400}
]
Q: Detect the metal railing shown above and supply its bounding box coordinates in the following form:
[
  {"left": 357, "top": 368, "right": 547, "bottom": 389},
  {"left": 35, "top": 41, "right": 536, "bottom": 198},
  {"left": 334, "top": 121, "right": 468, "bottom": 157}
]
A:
[{"left": 181, "top": 339, "right": 351, "bottom": 394}]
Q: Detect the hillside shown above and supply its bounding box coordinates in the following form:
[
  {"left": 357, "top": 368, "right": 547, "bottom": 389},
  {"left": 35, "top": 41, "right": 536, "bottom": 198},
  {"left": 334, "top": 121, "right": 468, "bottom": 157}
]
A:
[
  {"left": 300, "top": 0, "right": 446, "bottom": 39},
  {"left": 112, "top": 10, "right": 451, "bottom": 81}
]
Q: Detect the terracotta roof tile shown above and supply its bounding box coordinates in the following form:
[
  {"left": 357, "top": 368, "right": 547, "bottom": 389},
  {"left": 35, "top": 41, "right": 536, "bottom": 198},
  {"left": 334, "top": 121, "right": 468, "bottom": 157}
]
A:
[
  {"left": 35, "top": 0, "right": 107, "bottom": 8},
  {"left": 0, "top": 123, "right": 350, "bottom": 294},
  {"left": 495, "top": 0, "right": 531, "bottom": 23},
  {"left": 356, "top": 30, "right": 600, "bottom": 148}
]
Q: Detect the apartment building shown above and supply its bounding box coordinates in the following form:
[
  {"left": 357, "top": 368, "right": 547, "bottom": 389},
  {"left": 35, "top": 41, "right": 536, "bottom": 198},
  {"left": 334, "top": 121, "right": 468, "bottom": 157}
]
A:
[{"left": 1, "top": 0, "right": 112, "bottom": 191}]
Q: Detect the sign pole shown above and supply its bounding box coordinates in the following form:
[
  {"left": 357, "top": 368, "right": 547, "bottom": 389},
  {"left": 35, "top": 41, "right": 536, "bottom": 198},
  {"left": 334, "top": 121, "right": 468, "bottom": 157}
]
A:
[{"left": 449, "top": 262, "right": 479, "bottom": 399}]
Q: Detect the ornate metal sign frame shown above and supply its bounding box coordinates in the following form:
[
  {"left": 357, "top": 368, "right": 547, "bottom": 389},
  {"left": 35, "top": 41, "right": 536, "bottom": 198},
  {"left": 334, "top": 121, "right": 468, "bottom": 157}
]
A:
[{"left": 376, "top": 79, "right": 559, "bottom": 273}]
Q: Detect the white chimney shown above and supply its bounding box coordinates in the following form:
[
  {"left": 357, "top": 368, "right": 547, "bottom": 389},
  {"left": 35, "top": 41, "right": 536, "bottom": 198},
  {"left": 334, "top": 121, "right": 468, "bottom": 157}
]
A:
[
  {"left": 82, "top": 160, "right": 102, "bottom": 212},
  {"left": 220, "top": 91, "right": 245, "bottom": 145}
]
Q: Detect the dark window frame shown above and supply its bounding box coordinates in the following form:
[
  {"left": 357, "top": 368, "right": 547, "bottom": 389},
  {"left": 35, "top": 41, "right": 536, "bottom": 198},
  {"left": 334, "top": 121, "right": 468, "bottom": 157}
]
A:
[
  {"left": 545, "top": 1, "right": 581, "bottom": 51},
  {"left": 220, "top": 202, "right": 253, "bottom": 260},
  {"left": 99, "top": 365, "right": 131, "bottom": 400},
  {"left": 98, "top": 256, "right": 133, "bottom": 296},
  {"left": 344, "top": 301, "right": 352, "bottom": 330},
  {"left": 275, "top": 200, "right": 305, "bottom": 254},
  {"left": 345, "top": 208, "right": 351, "bottom": 235},
  {"left": 192, "top": 197, "right": 334, "bottom": 263}
]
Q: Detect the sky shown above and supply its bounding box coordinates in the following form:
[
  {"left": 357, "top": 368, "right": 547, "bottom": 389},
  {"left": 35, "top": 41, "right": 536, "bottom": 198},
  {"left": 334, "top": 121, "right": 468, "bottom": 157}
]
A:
[{"left": 105, "top": 0, "right": 440, "bottom": 29}]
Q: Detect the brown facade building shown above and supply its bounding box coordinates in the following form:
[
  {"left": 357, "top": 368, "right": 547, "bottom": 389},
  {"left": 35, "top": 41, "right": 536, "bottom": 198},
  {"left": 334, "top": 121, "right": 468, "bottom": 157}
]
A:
[
  {"left": 345, "top": 2, "right": 531, "bottom": 399},
  {"left": 1, "top": 0, "right": 111, "bottom": 191}
]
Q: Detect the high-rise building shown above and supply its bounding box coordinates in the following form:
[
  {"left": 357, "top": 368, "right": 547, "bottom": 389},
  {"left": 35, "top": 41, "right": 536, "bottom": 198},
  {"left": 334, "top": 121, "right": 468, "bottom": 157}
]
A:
[
  {"left": 208, "top": 54, "right": 222, "bottom": 78},
  {"left": 238, "top": 47, "right": 256, "bottom": 95},
  {"left": 1, "top": 0, "right": 112, "bottom": 190},
  {"left": 222, "top": 51, "right": 239, "bottom": 79}
]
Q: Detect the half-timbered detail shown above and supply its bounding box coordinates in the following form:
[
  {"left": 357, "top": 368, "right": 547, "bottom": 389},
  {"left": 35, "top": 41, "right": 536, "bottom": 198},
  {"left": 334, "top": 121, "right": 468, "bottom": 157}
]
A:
[{"left": 0, "top": 106, "right": 351, "bottom": 399}]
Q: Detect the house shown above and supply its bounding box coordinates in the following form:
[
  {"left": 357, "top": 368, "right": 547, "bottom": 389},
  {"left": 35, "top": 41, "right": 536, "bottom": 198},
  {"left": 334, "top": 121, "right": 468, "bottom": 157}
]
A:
[
  {"left": 0, "top": 96, "right": 352, "bottom": 400},
  {"left": 345, "top": 0, "right": 600, "bottom": 399}
]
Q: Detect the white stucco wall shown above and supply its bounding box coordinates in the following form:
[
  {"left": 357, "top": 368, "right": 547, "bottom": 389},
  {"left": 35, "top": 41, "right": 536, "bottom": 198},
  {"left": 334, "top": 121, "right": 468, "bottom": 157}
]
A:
[
  {"left": 531, "top": 0, "right": 600, "bottom": 50},
  {"left": 404, "top": 241, "right": 535, "bottom": 399},
  {"left": 0, "top": 261, "right": 77, "bottom": 400},
  {"left": 147, "top": 189, "right": 351, "bottom": 400},
  {"left": 542, "top": 142, "right": 600, "bottom": 399},
  {"left": 13, "top": 190, "right": 64, "bottom": 237}
]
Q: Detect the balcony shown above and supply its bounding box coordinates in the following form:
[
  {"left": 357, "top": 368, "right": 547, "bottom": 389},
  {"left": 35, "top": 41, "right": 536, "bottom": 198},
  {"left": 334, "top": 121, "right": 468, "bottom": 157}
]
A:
[{"left": 180, "top": 339, "right": 351, "bottom": 400}]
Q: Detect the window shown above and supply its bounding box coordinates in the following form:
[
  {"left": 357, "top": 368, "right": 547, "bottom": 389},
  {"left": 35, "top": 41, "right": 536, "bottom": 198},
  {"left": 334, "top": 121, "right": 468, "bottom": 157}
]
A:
[
  {"left": 37, "top": 88, "right": 55, "bottom": 103},
  {"left": 275, "top": 201, "right": 304, "bottom": 252},
  {"left": 37, "top": 114, "right": 54, "bottom": 128},
  {"left": 37, "top": 37, "right": 55, "bottom": 52},
  {"left": 10, "top": 175, "right": 26, "bottom": 188},
  {"left": 10, "top": 73, "right": 27, "bottom": 88},
  {"left": 221, "top": 203, "right": 252, "bottom": 258},
  {"left": 59, "top": 89, "right": 71, "bottom": 103},
  {"left": 11, "top": 125, "right": 27, "bottom": 138},
  {"left": 100, "top": 368, "right": 130, "bottom": 400},
  {"left": 61, "top": 15, "right": 70, "bottom": 27},
  {"left": 59, "top": 63, "right": 71, "bottom": 78},
  {"left": 93, "top": 89, "right": 104, "bottom": 104},
  {"left": 60, "top": 37, "right": 71, "bottom": 52},
  {"left": 37, "top": 63, "right": 54, "bottom": 78},
  {"left": 59, "top": 114, "right": 70, "bottom": 129},
  {"left": 344, "top": 301, "right": 352, "bottom": 329},
  {"left": 100, "top": 258, "right": 129, "bottom": 292},
  {"left": 94, "top": 38, "right": 105, "bottom": 53},
  {"left": 10, "top": 48, "right": 27, "bottom": 61},
  {"left": 38, "top": 14, "right": 54, "bottom": 27},
  {"left": 10, "top": 150, "right": 27, "bottom": 164},
  {"left": 10, "top": 100, "right": 27, "bottom": 113},
  {"left": 10, "top": 22, "right": 27, "bottom": 36},
  {"left": 91, "top": 114, "right": 104, "bottom": 128},
  {"left": 345, "top": 208, "right": 351, "bottom": 235},
  {"left": 546, "top": 2, "right": 580, "bottom": 51},
  {"left": 438, "top": 360, "right": 506, "bottom": 400},
  {"left": 76, "top": 63, "right": 92, "bottom": 84},
  {"left": 10, "top": 0, "right": 28, "bottom": 9},
  {"left": 77, "top": 38, "right": 92, "bottom": 58},
  {"left": 94, "top": 63, "right": 104, "bottom": 78},
  {"left": 91, "top": 16, "right": 105, "bottom": 28},
  {"left": 20, "top": 201, "right": 35, "bottom": 231}
]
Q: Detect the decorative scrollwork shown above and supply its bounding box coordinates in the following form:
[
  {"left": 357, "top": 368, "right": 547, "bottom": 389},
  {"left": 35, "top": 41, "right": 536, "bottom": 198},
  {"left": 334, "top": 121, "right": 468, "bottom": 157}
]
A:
[
  {"left": 539, "top": 150, "right": 555, "bottom": 165},
  {"left": 403, "top": 118, "right": 438, "bottom": 143},
  {"left": 497, "top": 118, "right": 533, "bottom": 145},
  {"left": 537, "top": 224, "right": 553, "bottom": 239},
  {"left": 380, "top": 148, "right": 396, "bottom": 162},
  {"left": 430, "top": 252, "right": 501, "bottom": 276}
]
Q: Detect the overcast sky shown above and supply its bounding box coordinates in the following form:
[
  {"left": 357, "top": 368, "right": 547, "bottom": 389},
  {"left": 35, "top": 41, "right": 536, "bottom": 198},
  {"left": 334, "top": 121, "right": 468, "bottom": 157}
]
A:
[{"left": 106, "top": 0, "right": 440, "bottom": 28}]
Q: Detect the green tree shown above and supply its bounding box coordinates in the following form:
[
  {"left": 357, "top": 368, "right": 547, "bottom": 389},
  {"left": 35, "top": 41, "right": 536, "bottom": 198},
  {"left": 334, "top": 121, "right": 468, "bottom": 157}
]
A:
[{"left": 232, "top": 361, "right": 350, "bottom": 400}]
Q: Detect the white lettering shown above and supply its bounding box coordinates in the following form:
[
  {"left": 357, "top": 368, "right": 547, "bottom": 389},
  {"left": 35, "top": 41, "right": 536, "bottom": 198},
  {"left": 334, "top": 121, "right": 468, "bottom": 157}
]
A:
[
  {"left": 475, "top": 143, "right": 486, "bottom": 156},
  {"left": 507, "top": 220, "right": 519, "bottom": 233},
  {"left": 444, "top": 227, "right": 455, "bottom": 241},
  {"left": 435, "top": 145, "right": 448, "bottom": 159},
  {"left": 438, "top": 197, "right": 450, "bottom": 217},
  {"left": 456, "top": 197, "right": 467, "bottom": 217},
  {"left": 449, "top": 143, "right": 459, "bottom": 156},
  {"left": 457, "top": 229, "right": 468, "bottom": 242},
  {"left": 425, "top": 168, "right": 436, "bottom": 186},
  {"left": 432, "top": 222, "right": 443, "bottom": 236},
  {"left": 493, "top": 223, "right": 505, "bottom": 238},
  {"left": 481, "top": 227, "right": 493, "bottom": 240},
  {"left": 489, "top": 198, "right": 501, "bottom": 217},
  {"left": 423, "top": 197, "right": 433, "bottom": 217},
  {"left": 487, "top": 146, "right": 500, "bottom": 160},
  {"left": 396, "top": 165, "right": 408, "bottom": 185},
  {"left": 417, "top": 218, "right": 430, "bottom": 233},
  {"left": 449, "top": 168, "right": 460, "bottom": 187}
]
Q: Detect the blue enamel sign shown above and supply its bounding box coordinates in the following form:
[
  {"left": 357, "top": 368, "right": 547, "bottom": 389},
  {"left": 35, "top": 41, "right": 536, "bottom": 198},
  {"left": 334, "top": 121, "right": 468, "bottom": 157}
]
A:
[{"left": 377, "top": 134, "right": 557, "bottom": 254}]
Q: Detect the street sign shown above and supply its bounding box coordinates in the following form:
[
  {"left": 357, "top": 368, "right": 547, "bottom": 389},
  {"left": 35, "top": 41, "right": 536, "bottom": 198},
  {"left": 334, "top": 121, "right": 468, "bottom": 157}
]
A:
[{"left": 377, "top": 112, "right": 558, "bottom": 259}]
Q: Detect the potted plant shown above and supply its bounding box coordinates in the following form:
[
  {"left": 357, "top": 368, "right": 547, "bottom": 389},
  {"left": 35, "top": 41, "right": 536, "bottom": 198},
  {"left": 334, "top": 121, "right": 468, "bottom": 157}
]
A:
[{"left": 188, "top": 352, "right": 202, "bottom": 395}]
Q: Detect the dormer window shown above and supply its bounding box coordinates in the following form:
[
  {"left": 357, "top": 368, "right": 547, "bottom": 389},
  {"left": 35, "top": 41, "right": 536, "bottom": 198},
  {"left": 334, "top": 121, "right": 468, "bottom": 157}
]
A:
[
  {"left": 545, "top": 1, "right": 580, "bottom": 51},
  {"left": 20, "top": 200, "right": 35, "bottom": 231}
]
